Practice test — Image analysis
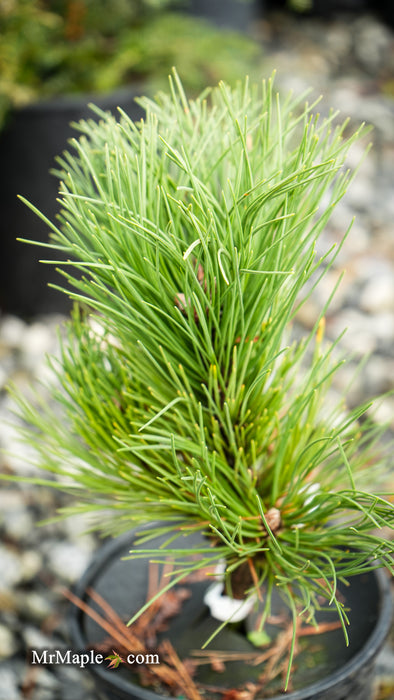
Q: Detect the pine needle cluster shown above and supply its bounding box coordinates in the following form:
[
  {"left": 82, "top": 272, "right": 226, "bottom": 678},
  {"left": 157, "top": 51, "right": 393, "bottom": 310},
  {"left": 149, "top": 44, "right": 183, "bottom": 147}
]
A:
[{"left": 11, "top": 73, "right": 393, "bottom": 652}]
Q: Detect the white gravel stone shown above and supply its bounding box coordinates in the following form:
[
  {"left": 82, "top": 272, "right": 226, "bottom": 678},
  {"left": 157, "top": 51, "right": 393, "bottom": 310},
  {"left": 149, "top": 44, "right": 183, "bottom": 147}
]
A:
[
  {"left": 63, "top": 514, "right": 97, "bottom": 548},
  {"left": 326, "top": 310, "right": 378, "bottom": 354},
  {"left": 344, "top": 176, "right": 375, "bottom": 212},
  {"left": 360, "top": 274, "right": 394, "bottom": 313},
  {"left": 29, "top": 666, "right": 60, "bottom": 691},
  {"left": 46, "top": 542, "right": 91, "bottom": 583},
  {"left": 18, "top": 592, "right": 53, "bottom": 622},
  {"left": 353, "top": 16, "right": 392, "bottom": 72},
  {"left": 0, "top": 625, "right": 17, "bottom": 660},
  {"left": 364, "top": 357, "right": 394, "bottom": 395},
  {"left": 57, "top": 665, "right": 97, "bottom": 700},
  {"left": 0, "top": 409, "right": 42, "bottom": 477},
  {"left": 20, "top": 551, "right": 43, "bottom": 582},
  {"left": 0, "top": 316, "right": 27, "bottom": 349},
  {"left": 339, "top": 221, "right": 370, "bottom": 258},
  {"left": 22, "top": 626, "right": 54, "bottom": 651},
  {"left": 3, "top": 510, "right": 34, "bottom": 541},
  {"left": 373, "top": 313, "right": 394, "bottom": 344},
  {"left": 353, "top": 257, "right": 394, "bottom": 284},
  {"left": 325, "top": 23, "right": 352, "bottom": 60},
  {"left": 20, "top": 322, "right": 58, "bottom": 372},
  {"left": 369, "top": 397, "right": 394, "bottom": 430},
  {"left": 0, "top": 365, "right": 8, "bottom": 391},
  {"left": 375, "top": 645, "right": 394, "bottom": 678},
  {"left": 0, "top": 667, "right": 22, "bottom": 700},
  {"left": 344, "top": 140, "right": 375, "bottom": 176},
  {"left": 0, "top": 548, "right": 24, "bottom": 590},
  {"left": 0, "top": 491, "right": 26, "bottom": 513},
  {"left": 327, "top": 309, "right": 394, "bottom": 354}
]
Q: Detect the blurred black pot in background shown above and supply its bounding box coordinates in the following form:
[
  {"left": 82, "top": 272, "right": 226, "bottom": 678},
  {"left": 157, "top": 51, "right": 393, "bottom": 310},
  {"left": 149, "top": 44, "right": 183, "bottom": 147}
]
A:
[{"left": 0, "top": 90, "right": 144, "bottom": 318}]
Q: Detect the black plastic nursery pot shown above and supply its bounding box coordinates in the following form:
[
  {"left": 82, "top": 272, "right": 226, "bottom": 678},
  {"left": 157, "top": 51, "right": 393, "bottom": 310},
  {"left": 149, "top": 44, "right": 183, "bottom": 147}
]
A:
[
  {"left": 0, "top": 88, "right": 145, "bottom": 318},
  {"left": 69, "top": 524, "right": 393, "bottom": 700}
]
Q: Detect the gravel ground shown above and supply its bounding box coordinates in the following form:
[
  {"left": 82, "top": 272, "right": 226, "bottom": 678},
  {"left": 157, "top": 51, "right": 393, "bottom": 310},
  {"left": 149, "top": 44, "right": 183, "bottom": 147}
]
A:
[{"left": 0, "top": 7, "right": 393, "bottom": 700}]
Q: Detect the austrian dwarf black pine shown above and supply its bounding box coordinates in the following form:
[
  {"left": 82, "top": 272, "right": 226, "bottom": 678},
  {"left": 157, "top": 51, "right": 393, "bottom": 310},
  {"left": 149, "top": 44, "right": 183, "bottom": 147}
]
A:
[{"left": 9, "top": 72, "right": 394, "bottom": 684}]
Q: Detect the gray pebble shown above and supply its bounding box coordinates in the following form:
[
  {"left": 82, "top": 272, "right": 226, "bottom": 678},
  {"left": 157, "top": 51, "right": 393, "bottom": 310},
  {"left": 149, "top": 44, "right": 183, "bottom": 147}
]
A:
[
  {"left": 326, "top": 309, "right": 378, "bottom": 354},
  {"left": 22, "top": 626, "right": 55, "bottom": 651},
  {"left": 19, "top": 322, "right": 60, "bottom": 374},
  {"left": 364, "top": 357, "right": 394, "bottom": 396},
  {"left": 0, "top": 667, "right": 22, "bottom": 700},
  {"left": 30, "top": 691, "right": 55, "bottom": 700},
  {"left": 0, "top": 624, "right": 18, "bottom": 660},
  {"left": 360, "top": 274, "right": 394, "bottom": 314},
  {"left": 371, "top": 397, "right": 394, "bottom": 431},
  {"left": 0, "top": 413, "right": 43, "bottom": 477},
  {"left": 30, "top": 666, "right": 60, "bottom": 691},
  {"left": 353, "top": 16, "right": 392, "bottom": 73},
  {"left": 63, "top": 514, "right": 97, "bottom": 548},
  {"left": 0, "top": 490, "right": 26, "bottom": 513},
  {"left": 0, "top": 316, "right": 27, "bottom": 350},
  {"left": 325, "top": 23, "right": 352, "bottom": 62},
  {"left": 19, "top": 551, "right": 43, "bottom": 583},
  {"left": 375, "top": 644, "right": 394, "bottom": 679},
  {"left": 327, "top": 309, "right": 394, "bottom": 355},
  {"left": 45, "top": 542, "right": 92, "bottom": 583},
  {"left": 0, "top": 548, "right": 24, "bottom": 590},
  {"left": 17, "top": 592, "right": 54, "bottom": 623},
  {"left": 3, "top": 510, "right": 35, "bottom": 541},
  {"left": 57, "top": 665, "right": 97, "bottom": 699}
]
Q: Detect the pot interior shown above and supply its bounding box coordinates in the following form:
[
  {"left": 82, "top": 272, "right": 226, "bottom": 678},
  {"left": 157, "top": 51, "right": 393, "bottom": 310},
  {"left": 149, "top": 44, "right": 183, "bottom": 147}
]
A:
[{"left": 71, "top": 528, "right": 390, "bottom": 698}]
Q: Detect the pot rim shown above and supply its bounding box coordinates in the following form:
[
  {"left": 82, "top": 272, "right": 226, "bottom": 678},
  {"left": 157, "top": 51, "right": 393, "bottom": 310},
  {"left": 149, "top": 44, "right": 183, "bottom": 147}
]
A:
[
  {"left": 7, "top": 85, "right": 145, "bottom": 117},
  {"left": 69, "top": 526, "right": 393, "bottom": 700}
]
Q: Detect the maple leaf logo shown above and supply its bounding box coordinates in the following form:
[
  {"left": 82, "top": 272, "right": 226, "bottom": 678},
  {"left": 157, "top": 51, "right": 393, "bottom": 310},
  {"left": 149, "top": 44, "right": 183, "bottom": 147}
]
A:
[{"left": 105, "top": 650, "right": 125, "bottom": 669}]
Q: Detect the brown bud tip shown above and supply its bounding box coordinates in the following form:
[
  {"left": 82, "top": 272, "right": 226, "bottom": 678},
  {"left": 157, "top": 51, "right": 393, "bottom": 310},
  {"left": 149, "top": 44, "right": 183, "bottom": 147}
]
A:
[{"left": 265, "top": 507, "right": 281, "bottom": 533}]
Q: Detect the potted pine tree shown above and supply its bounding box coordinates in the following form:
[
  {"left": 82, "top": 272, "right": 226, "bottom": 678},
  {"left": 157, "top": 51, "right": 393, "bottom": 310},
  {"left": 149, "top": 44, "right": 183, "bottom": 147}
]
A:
[{"left": 8, "top": 73, "right": 393, "bottom": 699}]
